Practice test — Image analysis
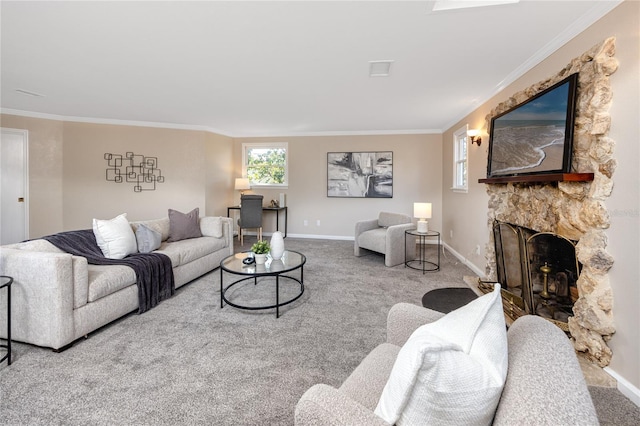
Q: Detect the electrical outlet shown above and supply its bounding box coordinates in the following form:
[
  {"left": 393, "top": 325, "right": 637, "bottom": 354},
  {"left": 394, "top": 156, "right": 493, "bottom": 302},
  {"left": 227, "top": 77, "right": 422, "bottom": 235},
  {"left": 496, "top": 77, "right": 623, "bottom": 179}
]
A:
[
  {"left": 450, "top": 230, "right": 454, "bottom": 238},
  {"left": 303, "top": 220, "right": 308, "bottom": 226},
  {"left": 316, "top": 220, "right": 321, "bottom": 226},
  {"left": 475, "top": 244, "right": 481, "bottom": 255}
]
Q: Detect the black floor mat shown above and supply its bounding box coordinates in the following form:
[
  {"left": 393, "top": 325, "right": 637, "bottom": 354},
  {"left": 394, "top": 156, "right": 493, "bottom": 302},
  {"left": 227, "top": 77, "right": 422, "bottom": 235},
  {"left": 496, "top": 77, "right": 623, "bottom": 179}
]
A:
[{"left": 422, "top": 287, "right": 478, "bottom": 313}]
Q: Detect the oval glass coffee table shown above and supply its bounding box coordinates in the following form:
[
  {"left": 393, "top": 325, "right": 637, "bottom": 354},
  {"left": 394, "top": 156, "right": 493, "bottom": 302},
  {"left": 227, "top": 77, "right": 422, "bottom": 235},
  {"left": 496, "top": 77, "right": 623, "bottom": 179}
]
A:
[{"left": 220, "top": 250, "right": 306, "bottom": 318}]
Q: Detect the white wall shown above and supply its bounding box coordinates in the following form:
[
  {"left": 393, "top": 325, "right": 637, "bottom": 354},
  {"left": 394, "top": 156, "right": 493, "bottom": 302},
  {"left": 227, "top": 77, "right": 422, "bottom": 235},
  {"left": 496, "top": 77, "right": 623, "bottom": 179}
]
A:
[
  {"left": 0, "top": 115, "right": 234, "bottom": 236},
  {"left": 233, "top": 133, "right": 443, "bottom": 238}
]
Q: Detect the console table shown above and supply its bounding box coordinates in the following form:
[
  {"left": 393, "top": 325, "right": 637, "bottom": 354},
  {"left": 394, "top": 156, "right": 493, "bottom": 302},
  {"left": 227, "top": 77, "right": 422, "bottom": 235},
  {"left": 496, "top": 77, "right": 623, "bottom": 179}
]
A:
[{"left": 227, "top": 205, "right": 288, "bottom": 238}]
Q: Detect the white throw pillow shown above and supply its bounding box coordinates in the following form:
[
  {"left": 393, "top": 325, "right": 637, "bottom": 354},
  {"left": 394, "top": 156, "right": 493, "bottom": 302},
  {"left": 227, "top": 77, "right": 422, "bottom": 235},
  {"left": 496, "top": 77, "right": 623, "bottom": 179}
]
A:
[
  {"left": 92, "top": 213, "right": 138, "bottom": 259},
  {"left": 199, "top": 216, "right": 223, "bottom": 238},
  {"left": 374, "top": 284, "right": 507, "bottom": 426}
]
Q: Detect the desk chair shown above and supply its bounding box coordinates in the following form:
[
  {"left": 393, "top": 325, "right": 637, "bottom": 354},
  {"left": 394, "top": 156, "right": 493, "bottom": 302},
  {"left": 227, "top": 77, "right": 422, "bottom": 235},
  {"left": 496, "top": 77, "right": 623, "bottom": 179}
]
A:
[{"left": 238, "top": 194, "right": 264, "bottom": 245}]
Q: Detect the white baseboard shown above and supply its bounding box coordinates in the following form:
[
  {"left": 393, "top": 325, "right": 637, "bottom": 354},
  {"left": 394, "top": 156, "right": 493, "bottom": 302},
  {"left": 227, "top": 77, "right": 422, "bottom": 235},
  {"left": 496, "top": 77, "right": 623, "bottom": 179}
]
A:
[
  {"left": 238, "top": 231, "right": 351, "bottom": 240},
  {"left": 441, "top": 242, "right": 485, "bottom": 277},
  {"left": 604, "top": 367, "right": 640, "bottom": 407},
  {"left": 285, "top": 234, "right": 447, "bottom": 243},
  {"left": 287, "top": 233, "right": 353, "bottom": 240}
]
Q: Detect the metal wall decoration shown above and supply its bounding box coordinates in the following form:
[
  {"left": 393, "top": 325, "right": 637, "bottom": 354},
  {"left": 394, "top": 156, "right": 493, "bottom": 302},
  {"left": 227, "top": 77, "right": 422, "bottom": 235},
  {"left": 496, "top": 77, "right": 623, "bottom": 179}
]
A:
[
  {"left": 327, "top": 151, "right": 393, "bottom": 198},
  {"left": 104, "top": 152, "right": 165, "bottom": 192}
]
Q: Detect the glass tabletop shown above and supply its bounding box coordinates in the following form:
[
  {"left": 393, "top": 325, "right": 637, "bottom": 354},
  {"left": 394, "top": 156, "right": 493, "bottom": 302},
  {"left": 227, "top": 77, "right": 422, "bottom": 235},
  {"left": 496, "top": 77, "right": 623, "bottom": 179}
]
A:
[
  {"left": 0, "top": 276, "right": 12, "bottom": 289},
  {"left": 221, "top": 250, "right": 306, "bottom": 275},
  {"left": 406, "top": 229, "right": 440, "bottom": 237}
]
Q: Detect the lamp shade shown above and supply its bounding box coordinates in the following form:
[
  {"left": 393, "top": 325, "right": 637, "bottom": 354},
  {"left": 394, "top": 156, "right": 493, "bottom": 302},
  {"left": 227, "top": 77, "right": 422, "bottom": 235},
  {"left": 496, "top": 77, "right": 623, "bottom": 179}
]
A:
[
  {"left": 413, "top": 202, "right": 432, "bottom": 219},
  {"left": 235, "top": 178, "right": 250, "bottom": 191}
]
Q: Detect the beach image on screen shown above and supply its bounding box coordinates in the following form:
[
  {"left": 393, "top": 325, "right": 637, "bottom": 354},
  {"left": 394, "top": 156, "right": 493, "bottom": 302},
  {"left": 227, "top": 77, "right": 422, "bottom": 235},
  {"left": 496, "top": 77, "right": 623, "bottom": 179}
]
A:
[{"left": 489, "top": 80, "right": 570, "bottom": 176}]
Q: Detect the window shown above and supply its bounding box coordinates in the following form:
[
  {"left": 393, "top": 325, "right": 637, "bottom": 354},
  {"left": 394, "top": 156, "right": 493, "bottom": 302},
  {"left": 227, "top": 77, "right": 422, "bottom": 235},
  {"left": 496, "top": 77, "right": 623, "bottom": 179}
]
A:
[
  {"left": 242, "top": 142, "right": 288, "bottom": 187},
  {"left": 452, "top": 126, "right": 468, "bottom": 192}
]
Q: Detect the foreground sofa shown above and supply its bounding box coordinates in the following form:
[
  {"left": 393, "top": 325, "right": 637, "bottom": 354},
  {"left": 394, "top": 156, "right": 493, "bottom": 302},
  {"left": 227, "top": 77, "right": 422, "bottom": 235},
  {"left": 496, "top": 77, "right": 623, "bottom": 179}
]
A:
[
  {"left": 295, "top": 302, "right": 598, "bottom": 425},
  {"left": 0, "top": 216, "right": 233, "bottom": 350}
]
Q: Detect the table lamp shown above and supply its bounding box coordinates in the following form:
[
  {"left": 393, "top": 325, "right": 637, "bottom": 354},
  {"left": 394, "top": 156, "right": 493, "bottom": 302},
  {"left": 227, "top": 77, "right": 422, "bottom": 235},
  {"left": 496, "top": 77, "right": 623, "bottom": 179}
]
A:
[
  {"left": 235, "top": 178, "right": 250, "bottom": 195},
  {"left": 414, "top": 202, "right": 432, "bottom": 233},
  {"left": 235, "top": 178, "right": 250, "bottom": 206}
]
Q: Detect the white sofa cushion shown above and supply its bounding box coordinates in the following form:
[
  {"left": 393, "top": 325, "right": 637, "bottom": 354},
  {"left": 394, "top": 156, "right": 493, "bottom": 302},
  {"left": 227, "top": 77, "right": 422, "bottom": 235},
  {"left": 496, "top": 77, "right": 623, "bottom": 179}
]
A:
[
  {"left": 87, "top": 265, "right": 137, "bottom": 302},
  {"left": 156, "top": 237, "right": 226, "bottom": 267},
  {"left": 357, "top": 228, "right": 388, "bottom": 254},
  {"left": 200, "top": 216, "right": 223, "bottom": 238},
  {"left": 374, "top": 284, "right": 507, "bottom": 426},
  {"left": 4, "top": 239, "right": 65, "bottom": 253},
  {"left": 92, "top": 213, "right": 137, "bottom": 259}
]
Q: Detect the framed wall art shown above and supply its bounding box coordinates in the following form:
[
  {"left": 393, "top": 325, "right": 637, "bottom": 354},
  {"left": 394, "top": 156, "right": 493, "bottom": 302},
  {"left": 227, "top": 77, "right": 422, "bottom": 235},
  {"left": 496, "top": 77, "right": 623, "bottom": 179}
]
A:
[{"left": 327, "top": 151, "right": 393, "bottom": 198}]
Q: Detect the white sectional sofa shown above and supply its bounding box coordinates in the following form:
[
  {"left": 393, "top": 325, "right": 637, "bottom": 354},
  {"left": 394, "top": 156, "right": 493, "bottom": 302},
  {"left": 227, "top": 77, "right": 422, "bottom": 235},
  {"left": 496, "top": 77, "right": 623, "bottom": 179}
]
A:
[{"left": 0, "top": 216, "right": 233, "bottom": 351}]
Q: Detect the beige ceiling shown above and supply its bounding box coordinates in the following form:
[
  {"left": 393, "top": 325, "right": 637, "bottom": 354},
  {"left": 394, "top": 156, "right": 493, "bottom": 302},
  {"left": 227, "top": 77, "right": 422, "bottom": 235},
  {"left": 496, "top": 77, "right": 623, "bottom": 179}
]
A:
[{"left": 0, "top": 1, "right": 622, "bottom": 137}]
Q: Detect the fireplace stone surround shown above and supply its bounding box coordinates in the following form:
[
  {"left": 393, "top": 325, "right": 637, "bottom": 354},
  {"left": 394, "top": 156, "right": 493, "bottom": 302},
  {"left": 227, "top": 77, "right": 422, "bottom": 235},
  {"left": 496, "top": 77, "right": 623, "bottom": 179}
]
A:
[{"left": 483, "top": 38, "right": 617, "bottom": 367}]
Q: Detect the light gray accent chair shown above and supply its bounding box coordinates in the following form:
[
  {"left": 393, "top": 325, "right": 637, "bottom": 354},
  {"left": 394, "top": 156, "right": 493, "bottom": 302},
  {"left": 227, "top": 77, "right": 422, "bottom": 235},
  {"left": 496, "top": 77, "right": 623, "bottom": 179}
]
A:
[
  {"left": 238, "top": 194, "right": 263, "bottom": 245},
  {"left": 354, "top": 212, "right": 415, "bottom": 267},
  {"left": 295, "top": 303, "right": 598, "bottom": 425}
]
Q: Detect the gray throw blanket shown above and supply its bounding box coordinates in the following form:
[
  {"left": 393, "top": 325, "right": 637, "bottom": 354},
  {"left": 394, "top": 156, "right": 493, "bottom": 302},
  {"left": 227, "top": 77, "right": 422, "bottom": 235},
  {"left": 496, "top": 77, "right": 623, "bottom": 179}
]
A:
[{"left": 43, "top": 229, "right": 175, "bottom": 314}]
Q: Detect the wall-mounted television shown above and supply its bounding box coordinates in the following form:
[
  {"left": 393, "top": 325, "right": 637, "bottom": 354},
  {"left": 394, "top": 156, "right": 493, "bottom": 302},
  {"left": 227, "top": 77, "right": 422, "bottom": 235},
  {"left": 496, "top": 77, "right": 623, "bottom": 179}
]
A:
[{"left": 486, "top": 73, "right": 579, "bottom": 178}]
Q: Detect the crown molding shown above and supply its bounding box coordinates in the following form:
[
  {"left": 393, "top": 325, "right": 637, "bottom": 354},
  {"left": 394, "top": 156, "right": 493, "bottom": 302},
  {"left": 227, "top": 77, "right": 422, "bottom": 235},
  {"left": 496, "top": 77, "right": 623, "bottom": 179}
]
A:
[
  {"left": 231, "top": 128, "right": 442, "bottom": 138},
  {"left": 441, "top": 0, "right": 623, "bottom": 132},
  {"left": 0, "top": 108, "right": 234, "bottom": 137},
  {"left": 1, "top": 108, "right": 441, "bottom": 138}
]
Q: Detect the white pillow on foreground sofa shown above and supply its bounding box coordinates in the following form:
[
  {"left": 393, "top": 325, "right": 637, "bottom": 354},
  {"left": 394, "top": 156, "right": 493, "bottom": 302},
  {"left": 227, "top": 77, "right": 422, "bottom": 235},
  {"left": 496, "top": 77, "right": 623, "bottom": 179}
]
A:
[{"left": 375, "top": 284, "right": 507, "bottom": 425}]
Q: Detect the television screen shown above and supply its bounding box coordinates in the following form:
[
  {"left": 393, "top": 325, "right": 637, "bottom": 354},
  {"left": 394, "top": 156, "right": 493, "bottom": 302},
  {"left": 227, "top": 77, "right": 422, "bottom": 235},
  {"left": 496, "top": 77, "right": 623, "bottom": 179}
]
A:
[{"left": 487, "top": 73, "right": 579, "bottom": 178}]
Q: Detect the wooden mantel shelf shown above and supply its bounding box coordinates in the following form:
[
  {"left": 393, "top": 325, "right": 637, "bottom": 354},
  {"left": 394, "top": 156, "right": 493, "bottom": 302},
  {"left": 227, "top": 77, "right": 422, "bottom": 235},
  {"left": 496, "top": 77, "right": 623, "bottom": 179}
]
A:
[{"left": 478, "top": 173, "right": 594, "bottom": 184}]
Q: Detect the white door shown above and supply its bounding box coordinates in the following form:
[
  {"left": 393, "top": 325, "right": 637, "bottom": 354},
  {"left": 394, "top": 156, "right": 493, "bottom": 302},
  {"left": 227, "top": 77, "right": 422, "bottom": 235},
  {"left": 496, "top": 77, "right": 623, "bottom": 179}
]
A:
[{"left": 0, "top": 128, "right": 29, "bottom": 244}]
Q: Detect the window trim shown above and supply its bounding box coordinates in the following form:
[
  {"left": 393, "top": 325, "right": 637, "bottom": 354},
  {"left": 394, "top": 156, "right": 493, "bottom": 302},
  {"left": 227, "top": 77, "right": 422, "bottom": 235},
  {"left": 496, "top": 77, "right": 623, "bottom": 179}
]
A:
[
  {"left": 242, "top": 142, "right": 289, "bottom": 188},
  {"left": 452, "top": 125, "right": 469, "bottom": 193}
]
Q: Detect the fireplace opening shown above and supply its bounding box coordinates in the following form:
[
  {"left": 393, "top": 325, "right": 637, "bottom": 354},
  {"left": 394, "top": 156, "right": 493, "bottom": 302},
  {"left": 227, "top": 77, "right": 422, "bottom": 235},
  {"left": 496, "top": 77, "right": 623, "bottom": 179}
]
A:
[{"left": 485, "top": 221, "right": 581, "bottom": 331}]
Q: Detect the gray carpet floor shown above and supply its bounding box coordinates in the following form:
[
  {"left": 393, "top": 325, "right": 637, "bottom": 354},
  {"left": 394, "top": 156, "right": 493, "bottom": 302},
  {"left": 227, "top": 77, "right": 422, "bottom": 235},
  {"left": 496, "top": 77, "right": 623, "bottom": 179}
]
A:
[{"left": 1, "top": 238, "right": 638, "bottom": 425}]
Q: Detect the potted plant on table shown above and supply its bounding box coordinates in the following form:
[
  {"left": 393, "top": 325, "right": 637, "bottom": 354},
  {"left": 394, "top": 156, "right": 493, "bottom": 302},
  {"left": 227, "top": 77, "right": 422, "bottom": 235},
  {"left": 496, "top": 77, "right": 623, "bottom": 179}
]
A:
[{"left": 251, "top": 240, "right": 270, "bottom": 265}]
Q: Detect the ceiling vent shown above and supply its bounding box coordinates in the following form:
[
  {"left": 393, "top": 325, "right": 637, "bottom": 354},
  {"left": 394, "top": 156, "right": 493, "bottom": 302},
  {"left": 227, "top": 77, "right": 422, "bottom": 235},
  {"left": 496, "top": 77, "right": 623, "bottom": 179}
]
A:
[{"left": 369, "top": 60, "right": 394, "bottom": 77}]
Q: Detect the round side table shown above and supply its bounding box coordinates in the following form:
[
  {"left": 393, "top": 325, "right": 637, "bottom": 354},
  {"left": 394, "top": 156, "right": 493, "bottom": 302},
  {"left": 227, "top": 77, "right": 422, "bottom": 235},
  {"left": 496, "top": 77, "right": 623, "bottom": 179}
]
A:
[
  {"left": 404, "top": 229, "right": 441, "bottom": 273},
  {"left": 1, "top": 275, "right": 13, "bottom": 365}
]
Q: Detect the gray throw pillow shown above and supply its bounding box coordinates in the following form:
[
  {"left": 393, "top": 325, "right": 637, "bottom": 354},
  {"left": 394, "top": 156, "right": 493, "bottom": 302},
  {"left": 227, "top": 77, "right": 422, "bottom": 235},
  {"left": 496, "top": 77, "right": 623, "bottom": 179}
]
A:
[
  {"left": 167, "top": 208, "right": 202, "bottom": 242},
  {"left": 136, "top": 223, "right": 162, "bottom": 253}
]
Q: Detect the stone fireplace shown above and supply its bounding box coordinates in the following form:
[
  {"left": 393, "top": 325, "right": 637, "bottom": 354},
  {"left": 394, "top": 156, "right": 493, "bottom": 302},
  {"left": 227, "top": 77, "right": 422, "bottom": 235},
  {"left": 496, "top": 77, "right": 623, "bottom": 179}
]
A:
[{"left": 482, "top": 38, "right": 617, "bottom": 367}]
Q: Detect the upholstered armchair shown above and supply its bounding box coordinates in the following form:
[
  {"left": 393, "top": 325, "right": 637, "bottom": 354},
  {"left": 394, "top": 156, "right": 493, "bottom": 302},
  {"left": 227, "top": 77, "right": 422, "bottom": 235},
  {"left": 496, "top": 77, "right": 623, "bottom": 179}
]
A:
[
  {"left": 295, "top": 302, "right": 598, "bottom": 426},
  {"left": 354, "top": 212, "right": 415, "bottom": 267}
]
